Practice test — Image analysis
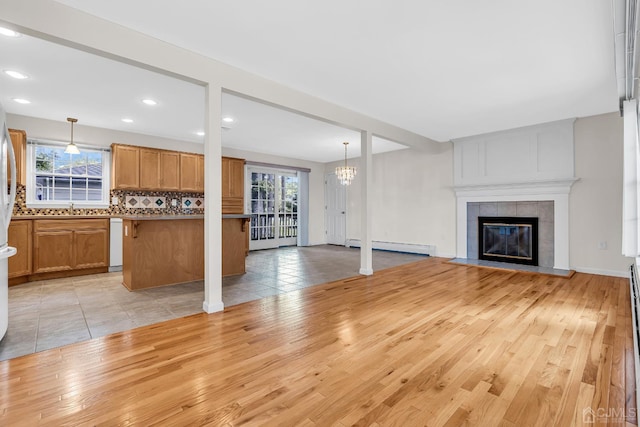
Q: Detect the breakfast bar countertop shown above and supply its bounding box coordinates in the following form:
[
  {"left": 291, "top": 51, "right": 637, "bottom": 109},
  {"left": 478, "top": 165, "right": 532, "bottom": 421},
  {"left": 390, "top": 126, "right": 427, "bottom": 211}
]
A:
[{"left": 119, "top": 215, "right": 204, "bottom": 221}]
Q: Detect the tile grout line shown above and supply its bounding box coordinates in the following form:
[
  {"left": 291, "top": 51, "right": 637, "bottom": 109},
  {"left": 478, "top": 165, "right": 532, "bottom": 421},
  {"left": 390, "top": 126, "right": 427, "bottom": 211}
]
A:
[{"left": 74, "top": 281, "right": 95, "bottom": 340}]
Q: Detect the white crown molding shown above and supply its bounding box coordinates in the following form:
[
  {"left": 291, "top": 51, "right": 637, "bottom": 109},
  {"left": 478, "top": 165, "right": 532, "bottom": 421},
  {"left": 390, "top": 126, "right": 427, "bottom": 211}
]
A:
[{"left": 453, "top": 178, "right": 580, "bottom": 198}]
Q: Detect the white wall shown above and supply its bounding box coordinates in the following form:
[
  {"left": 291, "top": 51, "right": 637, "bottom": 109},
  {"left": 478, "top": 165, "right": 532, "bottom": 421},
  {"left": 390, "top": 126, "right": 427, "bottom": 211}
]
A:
[
  {"left": 326, "top": 145, "right": 456, "bottom": 257},
  {"left": 571, "top": 112, "right": 633, "bottom": 275},
  {"left": 7, "top": 113, "right": 204, "bottom": 154},
  {"left": 453, "top": 119, "right": 575, "bottom": 186},
  {"left": 222, "top": 147, "right": 326, "bottom": 246}
]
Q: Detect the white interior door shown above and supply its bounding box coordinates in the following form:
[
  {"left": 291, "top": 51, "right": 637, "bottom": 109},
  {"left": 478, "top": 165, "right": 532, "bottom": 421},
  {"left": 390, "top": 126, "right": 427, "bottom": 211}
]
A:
[
  {"left": 248, "top": 168, "right": 299, "bottom": 250},
  {"left": 325, "top": 173, "right": 346, "bottom": 245}
]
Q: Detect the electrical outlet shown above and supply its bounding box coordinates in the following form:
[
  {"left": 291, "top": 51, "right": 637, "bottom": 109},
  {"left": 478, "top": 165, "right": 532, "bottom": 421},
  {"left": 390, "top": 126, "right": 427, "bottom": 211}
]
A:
[
  {"left": 171, "top": 199, "right": 178, "bottom": 207},
  {"left": 597, "top": 241, "right": 607, "bottom": 250},
  {"left": 111, "top": 196, "right": 119, "bottom": 205}
]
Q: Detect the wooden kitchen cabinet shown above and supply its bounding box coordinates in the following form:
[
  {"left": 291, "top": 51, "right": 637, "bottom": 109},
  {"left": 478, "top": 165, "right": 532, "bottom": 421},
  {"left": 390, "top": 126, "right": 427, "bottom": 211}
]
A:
[
  {"left": 33, "top": 230, "right": 74, "bottom": 273},
  {"left": 179, "top": 153, "right": 199, "bottom": 192},
  {"left": 8, "top": 129, "right": 26, "bottom": 186},
  {"left": 111, "top": 144, "right": 140, "bottom": 189},
  {"left": 139, "top": 148, "right": 161, "bottom": 190},
  {"left": 113, "top": 144, "right": 184, "bottom": 192},
  {"left": 75, "top": 228, "right": 109, "bottom": 269},
  {"left": 160, "top": 151, "right": 180, "bottom": 191},
  {"left": 33, "top": 219, "right": 109, "bottom": 274},
  {"left": 222, "top": 156, "right": 245, "bottom": 214},
  {"left": 196, "top": 155, "right": 204, "bottom": 193},
  {"left": 8, "top": 220, "right": 32, "bottom": 278}
]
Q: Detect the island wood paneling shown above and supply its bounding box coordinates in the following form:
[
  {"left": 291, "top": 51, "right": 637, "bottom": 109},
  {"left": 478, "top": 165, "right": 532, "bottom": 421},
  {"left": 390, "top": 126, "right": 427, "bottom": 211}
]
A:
[
  {"left": 122, "top": 218, "right": 204, "bottom": 290},
  {"left": 0, "top": 257, "right": 634, "bottom": 426},
  {"left": 222, "top": 217, "right": 249, "bottom": 276}
]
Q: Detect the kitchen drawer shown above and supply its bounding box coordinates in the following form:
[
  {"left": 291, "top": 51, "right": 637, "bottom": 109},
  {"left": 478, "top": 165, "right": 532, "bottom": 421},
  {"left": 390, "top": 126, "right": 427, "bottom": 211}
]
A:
[{"left": 34, "top": 219, "right": 109, "bottom": 232}]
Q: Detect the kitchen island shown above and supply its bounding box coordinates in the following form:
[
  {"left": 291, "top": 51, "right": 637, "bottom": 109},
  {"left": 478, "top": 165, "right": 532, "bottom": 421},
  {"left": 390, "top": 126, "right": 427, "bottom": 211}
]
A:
[
  {"left": 122, "top": 216, "right": 203, "bottom": 290},
  {"left": 121, "top": 215, "right": 250, "bottom": 290}
]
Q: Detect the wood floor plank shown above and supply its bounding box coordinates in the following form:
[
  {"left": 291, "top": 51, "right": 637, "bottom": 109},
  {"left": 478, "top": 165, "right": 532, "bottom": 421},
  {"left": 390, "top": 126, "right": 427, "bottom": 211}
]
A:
[{"left": 0, "top": 257, "right": 636, "bottom": 426}]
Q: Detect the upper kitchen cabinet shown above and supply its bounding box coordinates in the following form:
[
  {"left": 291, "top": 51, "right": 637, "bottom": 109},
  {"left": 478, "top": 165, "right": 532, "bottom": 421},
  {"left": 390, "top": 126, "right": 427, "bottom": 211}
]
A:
[
  {"left": 113, "top": 144, "right": 182, "bottom": 192},
  {"left": 111, "top": 144, "right": 140, "bottom": 189},
  {"left": 139, "top": 148, "right": 160, "bottom": 190},
  {"left": 8, "top": 129, "right": 26, "bottom": 186},
  {"left": 179, "top": 153, "right": 201, "bottom": 192},
  {"left": 160, "top": 151, "right": 180, "bottom": 191},
  {"left": 222, "top": 156, "right": 245, "bottom": 214},
  {"left": 112, "top": 144, "right": 212, "bottom": 195},
  {"left": 196, "top": 155, "right": 204, "bottom": 193}
]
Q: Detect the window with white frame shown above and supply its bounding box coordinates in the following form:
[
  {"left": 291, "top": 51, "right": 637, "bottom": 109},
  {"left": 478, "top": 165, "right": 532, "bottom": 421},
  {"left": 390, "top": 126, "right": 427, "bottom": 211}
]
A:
[{"left": 26, "top": 141, "right": 110, "bottom": 208}]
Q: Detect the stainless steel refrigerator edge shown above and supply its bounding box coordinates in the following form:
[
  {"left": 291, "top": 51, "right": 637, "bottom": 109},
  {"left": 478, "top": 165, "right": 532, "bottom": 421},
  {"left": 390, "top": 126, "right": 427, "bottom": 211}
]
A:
[{"left": 0, "top": 102, "right": 18, "bottom": 340}]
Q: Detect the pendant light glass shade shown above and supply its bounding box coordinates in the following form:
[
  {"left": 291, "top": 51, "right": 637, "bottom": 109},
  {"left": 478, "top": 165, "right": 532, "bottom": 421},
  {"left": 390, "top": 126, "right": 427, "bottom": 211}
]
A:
[
  {"left": 335, "top": 141, "right": 356, "bottom": 185},
  {"left": 64, "top": 117, "right": 80, "bottom": 154}
]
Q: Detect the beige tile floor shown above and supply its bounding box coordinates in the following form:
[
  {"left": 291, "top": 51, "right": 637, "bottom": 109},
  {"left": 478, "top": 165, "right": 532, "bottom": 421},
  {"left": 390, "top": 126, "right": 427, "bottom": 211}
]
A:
[{"left": 0, "top": 245, "right": 427, "bottom": 361}]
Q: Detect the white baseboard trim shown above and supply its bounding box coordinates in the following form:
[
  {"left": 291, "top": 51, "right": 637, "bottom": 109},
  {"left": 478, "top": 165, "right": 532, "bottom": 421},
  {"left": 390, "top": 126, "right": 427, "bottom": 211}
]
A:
[
  {"left": 573, "top": 266, "right": 629, "bottom": 278},
  {"left": 345, "top": 239, "right": 434, "bottom": 256},
  {"left": 435, "top": 253, "right": 457, "bottom": 259},
  {"left": 359, "top": 268, "right": 374, "bottom": 276},
  {"left": 202, "top": 300, "right": 224, "bottom": 313}
]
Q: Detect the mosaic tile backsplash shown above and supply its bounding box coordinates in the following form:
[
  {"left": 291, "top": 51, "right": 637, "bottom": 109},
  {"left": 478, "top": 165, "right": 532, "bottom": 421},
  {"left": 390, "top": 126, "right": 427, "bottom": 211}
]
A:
[{"left": 12, "top": 185, "right": 205, "bottom": 217}]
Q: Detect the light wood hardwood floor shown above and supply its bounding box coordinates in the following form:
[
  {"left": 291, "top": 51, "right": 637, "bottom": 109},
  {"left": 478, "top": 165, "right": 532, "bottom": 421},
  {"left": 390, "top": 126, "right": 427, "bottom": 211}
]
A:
[{"left": 0, "top": 257, "right": 636, "bottom": 426}]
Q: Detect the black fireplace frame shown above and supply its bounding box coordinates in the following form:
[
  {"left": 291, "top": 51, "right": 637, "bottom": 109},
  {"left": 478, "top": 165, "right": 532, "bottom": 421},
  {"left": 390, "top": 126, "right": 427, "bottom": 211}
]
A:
[{"left": 478, "top": 216, "right": 539, "bottom": 266}]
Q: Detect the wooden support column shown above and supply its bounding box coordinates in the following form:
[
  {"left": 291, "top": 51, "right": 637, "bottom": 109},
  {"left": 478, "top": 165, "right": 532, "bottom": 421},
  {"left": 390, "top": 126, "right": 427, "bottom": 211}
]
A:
[
  {"left": 203, "top": 84, "right": 224, "bottom": 313},
  {"left": 359, "top": 130, "right": 373, "bottom": 275}
]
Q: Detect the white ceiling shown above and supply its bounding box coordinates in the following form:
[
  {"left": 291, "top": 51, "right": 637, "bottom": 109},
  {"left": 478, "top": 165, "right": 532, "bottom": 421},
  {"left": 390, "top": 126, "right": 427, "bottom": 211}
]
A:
[
  {"left": 0, "top": 30, "right": 404, "bottom": 162},
  {"left": 1, "top": 1, "right": 620, "bottom": 161}
]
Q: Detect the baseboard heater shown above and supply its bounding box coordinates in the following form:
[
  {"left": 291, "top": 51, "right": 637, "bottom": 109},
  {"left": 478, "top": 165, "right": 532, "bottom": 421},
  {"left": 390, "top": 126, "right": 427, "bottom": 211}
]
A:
[
  {"left": 629, "top": 263, "right": 640, "bottom": 414},
  {"left": 345, "top": 239, "right": 434, "bottom": 256}
]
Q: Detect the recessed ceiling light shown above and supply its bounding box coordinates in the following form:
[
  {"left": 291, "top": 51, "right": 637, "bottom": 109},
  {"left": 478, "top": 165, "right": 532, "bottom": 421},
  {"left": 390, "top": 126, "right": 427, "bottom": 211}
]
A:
[
  {"left": 0, "top": 27, "right": 20, "bottom": 37},
  {"left": 12, "top": 98, "right": 30, "bottom": 104},
  {"left": 3, "top": 70, "right": 28, "bottom": 80},
  {"left": 195, "top": 131, "right": 205, "bottom": 136},
  {"left": 222, "top": 117, "right": 234, "bottom": 123},
  {"left": 121, "top": 118, "right": 133, "bottom": 123},
  {"left": 142, "top": 99, "right": 157, "bottom": 106}
]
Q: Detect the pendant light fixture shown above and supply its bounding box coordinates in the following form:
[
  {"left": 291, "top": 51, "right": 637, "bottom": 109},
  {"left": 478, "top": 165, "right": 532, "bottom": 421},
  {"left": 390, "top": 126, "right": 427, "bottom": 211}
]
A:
[
  {"left": 64, "top": 117, "right": 80, "bottom": 154},
  {"left": 335, "top": 141, "right": 357, "bottom": 185}
]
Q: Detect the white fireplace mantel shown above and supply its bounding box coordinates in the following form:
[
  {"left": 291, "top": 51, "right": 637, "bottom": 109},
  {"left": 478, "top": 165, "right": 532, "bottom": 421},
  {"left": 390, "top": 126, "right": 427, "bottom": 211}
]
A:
[
  {"left": 452, "top": 120, "right": 578, "bottom": 271},
  {"left": 454, "top": 178, "right": 579, "bottom": 270}
]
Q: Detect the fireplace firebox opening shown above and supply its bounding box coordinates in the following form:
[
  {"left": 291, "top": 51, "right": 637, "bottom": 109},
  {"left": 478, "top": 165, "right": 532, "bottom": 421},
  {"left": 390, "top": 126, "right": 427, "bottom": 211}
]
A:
[{"left": 478, "top": 216, "right": 539, "bottom": 266}]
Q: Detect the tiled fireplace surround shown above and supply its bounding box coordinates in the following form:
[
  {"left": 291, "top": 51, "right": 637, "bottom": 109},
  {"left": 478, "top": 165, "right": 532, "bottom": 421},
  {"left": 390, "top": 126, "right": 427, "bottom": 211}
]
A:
[
  {"left": 455, "top": 181, "right": 574, "bottom": 271},
  {"left": 467, "top": 201, "right": 554, "bottom": 267}
]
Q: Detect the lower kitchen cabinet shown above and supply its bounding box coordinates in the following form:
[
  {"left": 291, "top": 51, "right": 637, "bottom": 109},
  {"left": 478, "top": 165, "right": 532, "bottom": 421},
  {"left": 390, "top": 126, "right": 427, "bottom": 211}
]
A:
[
  {"left": 8, "top": 220, "right": 32, "bottom": 278},
  {"left": 33, "top": 219, "right": 109, "bottom": 274},
  {"left": 75, "top": 228, "right": 110, "bottom": 269},
  {"left": 33, "top": 230, "right": 74, "bottom": 273}
]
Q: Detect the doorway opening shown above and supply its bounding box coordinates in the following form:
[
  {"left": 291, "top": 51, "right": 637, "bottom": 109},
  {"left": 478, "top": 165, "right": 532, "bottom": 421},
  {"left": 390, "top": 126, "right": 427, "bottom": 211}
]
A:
[{"left": 248, "top": 167, "right": 299, "bottom": 250}]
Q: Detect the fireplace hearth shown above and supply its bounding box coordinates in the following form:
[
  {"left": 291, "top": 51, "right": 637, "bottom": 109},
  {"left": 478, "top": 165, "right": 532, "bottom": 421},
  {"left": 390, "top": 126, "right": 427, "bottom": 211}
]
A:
[{"left": 478, "top": 216, "right": 538, "bottom": 266}]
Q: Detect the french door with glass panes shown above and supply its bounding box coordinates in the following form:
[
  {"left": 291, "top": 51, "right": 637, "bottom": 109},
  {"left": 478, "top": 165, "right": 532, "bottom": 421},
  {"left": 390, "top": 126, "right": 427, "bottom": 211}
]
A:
[{"left": 248, "top": 168, "right": 299, "bottom": 250}]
